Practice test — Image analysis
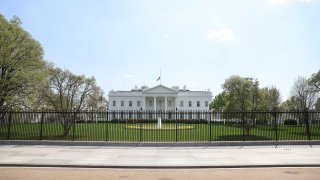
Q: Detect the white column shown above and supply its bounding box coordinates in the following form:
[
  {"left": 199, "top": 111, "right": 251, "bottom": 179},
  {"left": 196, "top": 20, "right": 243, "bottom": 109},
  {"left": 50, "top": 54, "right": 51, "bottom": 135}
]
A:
[
  {"left": 153, "top": 96, "right": 157, "bottom": 111},
  {"left": 142, "top": 97, "right": 145, "bottom": 110},
  {"left": 175, "top": 97, "right": 178, "bottom": 110},
  {"left": 164, "top": 97, "right": 167, "bottom": 112}
]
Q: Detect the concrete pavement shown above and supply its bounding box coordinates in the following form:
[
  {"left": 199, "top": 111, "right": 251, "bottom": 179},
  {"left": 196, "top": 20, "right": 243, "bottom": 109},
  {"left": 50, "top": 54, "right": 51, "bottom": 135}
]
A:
[{"left": 1, "top": 145, "right": 320, "bottom": 168}]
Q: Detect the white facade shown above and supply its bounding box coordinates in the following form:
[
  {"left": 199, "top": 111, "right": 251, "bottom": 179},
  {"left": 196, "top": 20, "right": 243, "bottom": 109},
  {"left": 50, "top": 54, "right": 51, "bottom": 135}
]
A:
[{"left": 108, "top": 85, "right": 212, "bottom": 111}]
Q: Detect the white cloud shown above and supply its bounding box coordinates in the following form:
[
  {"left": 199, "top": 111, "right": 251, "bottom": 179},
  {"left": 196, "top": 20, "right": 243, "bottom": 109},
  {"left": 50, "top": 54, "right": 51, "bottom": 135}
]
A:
[
  {"left": 207, "top": 28, "right": 234, "bottom": 42},
  {"left": 123, "top": 74, "right": 134, "bottom": 79}
]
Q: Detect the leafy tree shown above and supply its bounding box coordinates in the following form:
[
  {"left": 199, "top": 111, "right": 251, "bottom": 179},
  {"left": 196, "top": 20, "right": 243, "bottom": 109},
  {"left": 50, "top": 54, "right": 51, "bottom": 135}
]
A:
[
  {"left": 257, "top": 86, "right": 281, "bottom": 111},
  {"left": 209, "top": 92, "right": 227, "bottom": 111},
  {"left": 222, "top": 75, "right": 259, "bottom": 111},
  {"left": 267, "top": 86, "right": 281, "bottom": 111},
  {"left": 254, "top": 88, "right": 270, "bottom": 111},
  {"left": 0, "top": 14, "right": 108, "bottom": 131},
  {"left": 220, "top": 76, "right": 282, "bottom": 134},
  {"left": 309, "top": 70, "right": 320, "bottom": 91},
  {"left": 248, "top": 78, "right": 260, "bottom": 111},
  {"left": 280, "top": 96, "right": 300, "bottom": 111},
  {"left": 0, "top": 15, "right": 47, "bottom": 111},
  {"left": 222, "top": 76, "right": 261, "bottom": 135}
]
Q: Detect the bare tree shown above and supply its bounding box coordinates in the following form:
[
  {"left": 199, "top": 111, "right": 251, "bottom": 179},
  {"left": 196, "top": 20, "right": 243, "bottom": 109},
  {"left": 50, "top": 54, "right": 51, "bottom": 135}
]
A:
[
  {"left": 43, "top": 68, "right": 97, "bottom": 136},
  {"left": 290, "top": 76, "right": 317, "bottom": 111},
  {"left": 85, "top": 86, "right": 107, "bottom": 111}
]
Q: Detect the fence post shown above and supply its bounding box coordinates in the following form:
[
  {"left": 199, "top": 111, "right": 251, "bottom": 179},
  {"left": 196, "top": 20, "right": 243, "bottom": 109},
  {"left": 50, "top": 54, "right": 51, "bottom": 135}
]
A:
[
  {"left": 39, "top": 112, "right": 44, "bottom": 140},
  {"left": 72, "top": 112, "right": 76, "bottom": 141},
  {"left": 106, "top": 109, "right": 109, "bottom": 142},
  {"left": 305, "top": 110, "right": 311, "bottom": 141},
  {"left": 7, "top": 112, "right": 12, "bottom": 140},
  {"left": 207, "top": 110, "right": 212, "bottom": 142},
  {"left": 242, "top": 112, "right": 245, "bottom": 141},
  {"left": 175, "top": 108, "right": 178, "bottom": 142},
  {"left": 274, "top": 111, "right": 278, "bottom": 141},
  {"left": 139, "top": 111, "right": 142, "bottom": 142}
]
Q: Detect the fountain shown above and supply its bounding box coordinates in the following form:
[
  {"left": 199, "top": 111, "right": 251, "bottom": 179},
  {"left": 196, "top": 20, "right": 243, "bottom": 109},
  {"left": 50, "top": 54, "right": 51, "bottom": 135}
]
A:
[{"left": 157, "top": 116, "right": 162, "bottom": 129}]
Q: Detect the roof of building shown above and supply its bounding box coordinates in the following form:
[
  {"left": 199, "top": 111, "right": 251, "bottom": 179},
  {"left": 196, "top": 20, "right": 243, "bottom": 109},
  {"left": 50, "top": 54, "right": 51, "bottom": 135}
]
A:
[{"left": 109, "top": 85, "right": 211, "bottom": 96}]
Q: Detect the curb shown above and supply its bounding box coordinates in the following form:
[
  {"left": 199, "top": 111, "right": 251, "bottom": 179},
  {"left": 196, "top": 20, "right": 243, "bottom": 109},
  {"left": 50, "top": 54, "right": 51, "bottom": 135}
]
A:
[
  {"left": 1, "top": 164, "right": 320, "bottom": 169},
  {"left": 1, "top": 140, "right": 320, "bottom": 147}
]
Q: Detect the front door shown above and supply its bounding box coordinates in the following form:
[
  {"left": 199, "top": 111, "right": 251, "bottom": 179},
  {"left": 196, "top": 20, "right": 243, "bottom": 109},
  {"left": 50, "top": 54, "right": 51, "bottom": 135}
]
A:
[{"left": 159, "top": 101, "right": 163, "bottom": 111}]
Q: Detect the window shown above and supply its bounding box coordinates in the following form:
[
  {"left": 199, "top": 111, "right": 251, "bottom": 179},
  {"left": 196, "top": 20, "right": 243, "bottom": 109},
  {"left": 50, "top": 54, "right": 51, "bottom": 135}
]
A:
[
  {"left": 149, "top": 101, "right": 152, "bottom": 107},
  {"left": 121, "top": 100, "right": 124, "bottom": 107},
  {"left": 113, "top": 100, "right": 116, "bottom": 107},
  {"left": 129, "top": 100, "right": 132, "bottom": 107},
  {"left": 205, "top": 101, "right": 208, "bottom": 107},
  {"left": 189, "top": 101, "right": 192, "bottom": 107},
  {"left": 168, "top": 101, "right": 172, "bottom": 107},
  {"left": 180, "top": 113, "right": 184, "bottom": 119},
  {"left": 180, "top": 101, "right": 184, "bottom": 107},
  {"left": 197, "top": 101, "right": 200, "bottom": 107},
  {"left": 137, "top": 101, "right": 140, "bottom": 107}
]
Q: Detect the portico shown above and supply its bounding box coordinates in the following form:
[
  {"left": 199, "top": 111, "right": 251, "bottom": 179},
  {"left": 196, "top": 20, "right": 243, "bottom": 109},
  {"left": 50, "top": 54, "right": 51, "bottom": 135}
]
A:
[
  {"left": 142, "top": 85, "right": 178, "bottom": 111},
  {"left": 143, "top": 96, "right": 177, "bottom": 111}
]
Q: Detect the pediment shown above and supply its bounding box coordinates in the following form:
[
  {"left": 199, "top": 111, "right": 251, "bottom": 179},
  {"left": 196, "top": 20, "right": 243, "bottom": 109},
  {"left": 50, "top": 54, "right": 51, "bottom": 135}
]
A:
[{"left": 143, "top": 85, "right": 178, "bottom": 94}]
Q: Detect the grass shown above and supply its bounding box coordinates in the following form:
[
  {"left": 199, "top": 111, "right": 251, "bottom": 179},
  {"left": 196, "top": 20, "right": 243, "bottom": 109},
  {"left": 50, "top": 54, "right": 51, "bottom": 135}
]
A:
[{"left": 1, "top": 122, "right": 319, "bottom": 142}]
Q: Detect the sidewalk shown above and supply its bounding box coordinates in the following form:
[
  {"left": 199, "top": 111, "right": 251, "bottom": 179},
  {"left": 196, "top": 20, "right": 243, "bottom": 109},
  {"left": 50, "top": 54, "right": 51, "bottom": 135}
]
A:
[{"left": 1, "top": 145, "right": 320, "bottom": 168}]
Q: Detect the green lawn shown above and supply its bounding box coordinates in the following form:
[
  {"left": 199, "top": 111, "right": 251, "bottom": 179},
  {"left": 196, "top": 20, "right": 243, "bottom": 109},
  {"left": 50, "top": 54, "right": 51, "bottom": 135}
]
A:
[{"left": 1, "top": 122, "right": 319, "bottom": 142}]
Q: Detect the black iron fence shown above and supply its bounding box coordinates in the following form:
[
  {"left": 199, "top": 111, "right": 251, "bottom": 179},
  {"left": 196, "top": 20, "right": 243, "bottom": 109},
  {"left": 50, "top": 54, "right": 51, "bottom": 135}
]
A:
[{"left": 0, "top": 111, "right": 319, "bottom": 142}]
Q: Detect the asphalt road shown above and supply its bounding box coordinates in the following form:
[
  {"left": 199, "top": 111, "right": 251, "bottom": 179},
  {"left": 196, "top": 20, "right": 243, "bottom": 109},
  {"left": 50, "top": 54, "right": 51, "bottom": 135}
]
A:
[{"left": 1, "top": 167, "right": 320, "bottom": 180}]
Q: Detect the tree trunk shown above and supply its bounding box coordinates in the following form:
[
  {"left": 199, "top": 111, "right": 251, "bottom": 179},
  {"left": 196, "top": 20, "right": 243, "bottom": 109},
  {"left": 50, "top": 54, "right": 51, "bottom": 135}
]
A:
[
  {"left": 0, "top": 112, "right": 5, "bottom": 124},
  {"left": 245, "top": 122, "right": 250, "bottom": 136},
  {"left": 63, "top": 125, "right": 70, "bottom": 136},
  {"left": 61, "top": 113, "right": 73, "bottom": 137}
]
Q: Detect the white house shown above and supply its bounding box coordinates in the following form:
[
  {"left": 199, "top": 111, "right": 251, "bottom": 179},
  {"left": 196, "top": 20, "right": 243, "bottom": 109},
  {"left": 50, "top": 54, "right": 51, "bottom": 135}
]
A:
[{"left": 108, "top": 85, "right": 212, "bottom": 111}]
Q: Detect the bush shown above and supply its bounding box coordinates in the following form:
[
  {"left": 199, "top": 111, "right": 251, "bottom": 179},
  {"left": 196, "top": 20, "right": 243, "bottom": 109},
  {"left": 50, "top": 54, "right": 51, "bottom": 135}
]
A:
[
  {"left": 311, "top": 120, "right": 320, "bottom": 124},
  {"left": 77, "top": 120, "right": 107, "bottom": 123},
  {"left": 284, "top": 119, "right": 298, "bottom": 125},
  {"left": 256, "top": 119, "right": 268, "bottom": 125},
  {"left": 179, "top": 119, "right": 208, "bottom": 124}
]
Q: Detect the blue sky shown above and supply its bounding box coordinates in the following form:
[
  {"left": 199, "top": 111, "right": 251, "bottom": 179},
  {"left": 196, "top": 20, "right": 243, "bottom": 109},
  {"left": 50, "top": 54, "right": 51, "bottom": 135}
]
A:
[{"left": 1, "top": 0, "right": 319, "bottom": 100}]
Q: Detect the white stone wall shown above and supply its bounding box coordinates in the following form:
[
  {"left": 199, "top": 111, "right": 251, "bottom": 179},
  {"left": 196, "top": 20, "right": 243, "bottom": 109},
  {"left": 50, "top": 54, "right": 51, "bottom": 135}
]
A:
[
  {"left": 176, "top": 97, "right": 211, "bottom": 111},
  {"left": 108, "top": 86, "right": 212, "bottom": 111},
  {"left": 108, "top": 91, "right": 143, "bottom": 111},
  {"left": 176, "top": 91, "right": 212, "bottom": 111}
]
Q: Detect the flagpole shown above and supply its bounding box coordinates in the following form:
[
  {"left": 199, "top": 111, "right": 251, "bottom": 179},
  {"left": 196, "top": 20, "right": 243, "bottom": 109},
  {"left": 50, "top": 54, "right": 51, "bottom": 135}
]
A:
[{"left": 160, "top": 69, "right": 161, "bottom": 85}]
